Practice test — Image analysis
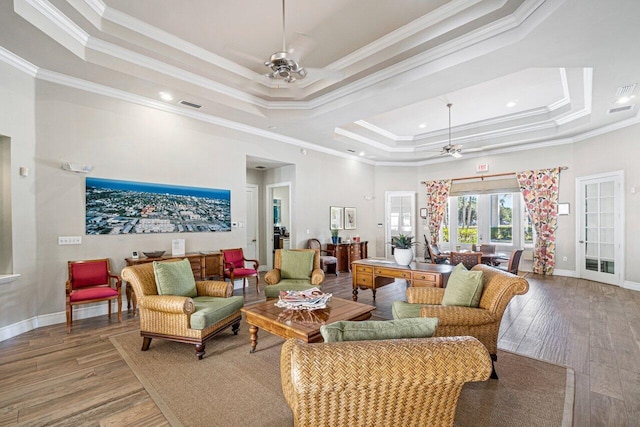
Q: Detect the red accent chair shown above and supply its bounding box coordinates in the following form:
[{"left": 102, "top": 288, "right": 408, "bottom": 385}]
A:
[
  {"left": 221, "top": 248, "right": 259, "bottom": 293},
  {"left": 66, "top": 258, "right": 122, "bottom": 333}
]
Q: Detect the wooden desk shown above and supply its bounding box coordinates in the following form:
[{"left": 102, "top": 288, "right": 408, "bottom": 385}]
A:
[
  {"left": 327, "top": 241, "right": 368, "bottom": 272},
  {"left": 241, "top": 297, "right": 375, "bottom": 353},
  {"left": 124, "top": 252, "right": 222, "bottom": 315},
  {"left": 352, "top": 259, "right": 454, "bottom": 301}
]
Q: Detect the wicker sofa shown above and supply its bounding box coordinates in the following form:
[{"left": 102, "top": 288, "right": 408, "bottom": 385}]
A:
[
  {"left": 121, "top": 262, "right": 243, "bottom": 359},
  {"left": 393, "top": 264, "right": 529, "bottom": 378},
  {"left": 281, "top": 336, "right": 492, "bottom": 427}
]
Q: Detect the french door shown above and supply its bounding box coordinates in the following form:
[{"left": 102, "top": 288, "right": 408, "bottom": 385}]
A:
[
  {"left": 576, "top": 171, "right": 624, "bottom": 285},
  {"left": 385, "top": 191, "right": 416, "bottom": 258}
]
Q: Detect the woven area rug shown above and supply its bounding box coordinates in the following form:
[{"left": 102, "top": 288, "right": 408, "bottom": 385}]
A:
[{"left": 110, "top": 321, "right": 574, "bottom": 427}]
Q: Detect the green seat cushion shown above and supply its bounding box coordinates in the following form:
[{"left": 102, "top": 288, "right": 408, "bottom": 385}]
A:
[
  {"left": 441, "top": 263, "right": 484, "bottom": 307},
  {"left": 190, "top": 296, "right": 244, "bottom": 330},
  {"left": 264, "top": 281, "right": 317, "bottom": 298},
  {"left": 281, "top": 250, "right": 314, "bottom": 280},
  {"left": 320, "top": 318, "right": 439, "bottom": 342},
  {"left": 153, "top": 259, "right": 197, "bottom": 297},
  {"left": 391, "top": 301, "right": 424, "bottom": 319}
]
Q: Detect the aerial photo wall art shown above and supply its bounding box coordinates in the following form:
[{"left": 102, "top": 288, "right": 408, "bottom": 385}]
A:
[{"left": 85, "top": 177, "right": 231, "bottom": 235}]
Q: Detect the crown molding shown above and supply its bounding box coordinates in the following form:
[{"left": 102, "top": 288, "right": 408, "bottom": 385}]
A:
[
  {"left": 21, "top": 0, "right": 554, "bottom": 112},
  {"left": 0, "top": 46, "right": 38, "bottom": 76}
]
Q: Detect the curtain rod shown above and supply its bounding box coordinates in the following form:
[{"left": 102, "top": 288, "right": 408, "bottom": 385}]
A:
[{"left": 421, "top": 166, "right": 568, "bottom": 185}]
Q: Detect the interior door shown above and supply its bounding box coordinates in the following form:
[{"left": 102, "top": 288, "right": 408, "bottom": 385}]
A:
[
  {"left": 577, "top": 171, "right": 624, "bottom": 285},
  {"left": 245, "top": 185, "right": 258, "bottom": 264},
  {"left": 385, "top": 191, "right": 416, "bottom": 258}
]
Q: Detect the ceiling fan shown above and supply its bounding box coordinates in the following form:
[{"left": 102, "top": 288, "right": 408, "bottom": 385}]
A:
[
  {"left": 263, "top": 0, "right": 307, "bottom": 83},
  {"left": 441, "top": 103, "right": 463, "bottom": 158}
]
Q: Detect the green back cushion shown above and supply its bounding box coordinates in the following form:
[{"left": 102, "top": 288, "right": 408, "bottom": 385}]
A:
[
  {"left": 280, "top": 250, "right": 314, "bottom": 280},
  {"left": 320, "top": 318, "right": 439, "bottom": 342},
  {"left": 153, "top": 259, "right": 197, "bottom": 297},
  {"left": 442, "top": 263, "right": 484, "bottom": 307}
]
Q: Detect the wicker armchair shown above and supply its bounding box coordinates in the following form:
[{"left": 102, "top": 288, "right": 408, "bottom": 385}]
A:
[
  {"left": 281, "top": 336, "right": 492, "bottom": 427},
  {"left": 121, "top": 262, "right": 243, "bottom": 359},
  {"left": 405, "top": 264, "right": 529, "bottom": 378},
  {"left": 264, "top": 249, "right": 324, "bottom": 298}
]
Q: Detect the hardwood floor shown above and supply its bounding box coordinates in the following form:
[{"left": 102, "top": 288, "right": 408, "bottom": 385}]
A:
[{"left": 1, "top": 271, "right": 639, "bottom": 426}]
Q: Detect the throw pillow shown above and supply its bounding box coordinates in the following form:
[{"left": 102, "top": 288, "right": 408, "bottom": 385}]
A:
[
  {"left": 320, "top": 318, "right": 439, "bottom": 342},
  {"left": 280, "top": 250, "right": 314, "bottom": 280},
  {"left": 153, "top": 259, "right": 197, "bottom": 297},
  {"left": 441, "top": 263, "right": 484, "bottom": 307}
]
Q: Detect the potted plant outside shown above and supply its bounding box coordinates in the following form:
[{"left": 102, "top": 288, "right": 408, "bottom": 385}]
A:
[
  {"left": 391, "top": 234, "right": 417, "bottom": 266},
  {"left": 331, "top": 229, "right": 339, "bottom": 244}
]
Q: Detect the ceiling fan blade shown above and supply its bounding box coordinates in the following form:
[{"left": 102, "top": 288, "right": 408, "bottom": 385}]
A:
[
  {"left": 287, "top": 32, "right": 317, "bottom": 62},
  {"left": 305, "top": 67, "right": 345, "bottom": 83}
]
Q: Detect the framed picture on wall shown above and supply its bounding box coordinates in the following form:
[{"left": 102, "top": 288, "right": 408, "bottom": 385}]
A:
[
  {"left": 330, "top": 206, "right": 344, "bottom": 229},
  {"left": 344, "top": 207, "right": 357, "bottom": 230}
]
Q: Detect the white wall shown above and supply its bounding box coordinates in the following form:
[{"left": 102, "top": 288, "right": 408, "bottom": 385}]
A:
[
  {"left": 30, "top": 81, "right": 379, "bottom": 319},
  {"left": 0, "top": 61, "right": 37, "bottom": 329}
]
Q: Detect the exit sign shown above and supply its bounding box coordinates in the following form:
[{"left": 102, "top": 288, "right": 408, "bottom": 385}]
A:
[{"left": 476, "top": 164, "right": 489, "bottom": 172}]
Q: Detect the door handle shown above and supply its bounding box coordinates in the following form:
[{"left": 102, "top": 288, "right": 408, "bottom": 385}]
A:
[
  {"left": 252, "top": 239, "right": 257, "bottom": 242},
  {"left": 578, "top": 240, "right": 584, "bottom": 243}
]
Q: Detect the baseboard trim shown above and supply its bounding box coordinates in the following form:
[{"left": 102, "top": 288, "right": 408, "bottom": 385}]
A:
[
  {"left": 623, "top": 280, "right": 640, "bottom": 292},
  {"left": 553, "top": 269, "right": 577, "bottom": 277},
  {"left": 0, "top": 302, "right": 117, "bottom": 342}
]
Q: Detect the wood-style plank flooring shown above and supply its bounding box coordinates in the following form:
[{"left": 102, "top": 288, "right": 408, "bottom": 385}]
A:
[{"left": 1, "top": 270, "right": 639, "bottom": 426}]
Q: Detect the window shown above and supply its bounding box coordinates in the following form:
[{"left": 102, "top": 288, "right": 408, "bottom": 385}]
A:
[
  {"left": 490, "top": 193, "right": 512, "bottom": 243},
  {"left": 457, "top": 195, "right": 477, "bottom": 244},
  {"left": 441, "top": 191, "right": 529, "bottom": 248},
  {"left": 441, "top": 202, "right": 450, "bottom": 243}
]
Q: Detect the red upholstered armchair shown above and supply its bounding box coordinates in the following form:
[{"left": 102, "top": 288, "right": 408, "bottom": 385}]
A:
[
  {"left": 221, "top": 248, "right": 259, "bottom": 293},
  {"left": 65, "top": 258, "right": 122, "bottom": 333}
]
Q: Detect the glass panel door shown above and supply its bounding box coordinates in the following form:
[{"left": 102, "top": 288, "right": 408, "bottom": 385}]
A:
[
  {"left": 578, "top": 173, "right": 622, "bottom": 285},
  {"left": 385, "top": 192, "right": 416, "bottom": 258}
]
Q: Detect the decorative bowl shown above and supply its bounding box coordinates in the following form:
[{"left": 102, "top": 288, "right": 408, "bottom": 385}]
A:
[{"left": 143, "top": 251, "right": 165, "bottom": 258}]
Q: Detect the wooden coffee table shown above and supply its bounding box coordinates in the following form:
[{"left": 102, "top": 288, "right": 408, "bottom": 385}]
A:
[{"left": 241, "top": 297, "right": 375, "bottom": 353}]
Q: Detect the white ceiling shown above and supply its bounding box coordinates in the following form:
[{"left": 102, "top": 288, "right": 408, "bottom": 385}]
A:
[{"left": 2, "top": 0, "right": 639, "bottom": 164}]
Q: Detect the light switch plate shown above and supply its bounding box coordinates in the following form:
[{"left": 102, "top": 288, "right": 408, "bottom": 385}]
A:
[{"left": 58, "top": 236, "right": 82, "bottom": 245}]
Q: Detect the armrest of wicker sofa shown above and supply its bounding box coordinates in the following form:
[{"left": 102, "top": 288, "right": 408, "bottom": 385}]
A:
[
  {"left": 196, "top": 280, "right": 233, "bottom": 297},
  {"left": 138, "top": 295, "right": 194, "bottom": 314}
]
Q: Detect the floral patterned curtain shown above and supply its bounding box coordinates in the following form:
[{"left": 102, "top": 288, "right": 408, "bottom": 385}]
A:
[
  {"left": 517, "top": 167, "right": 561, "bottom": 275},
  {"left": 425, "top": 179, "right": 452, "bottom": 245}
]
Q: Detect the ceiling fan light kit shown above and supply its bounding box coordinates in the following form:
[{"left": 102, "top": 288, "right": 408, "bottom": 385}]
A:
[{"left": 264, "top": 51, "right": 307, "bottom": 83}]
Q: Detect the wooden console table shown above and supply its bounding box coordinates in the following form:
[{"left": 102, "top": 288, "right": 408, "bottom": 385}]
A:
[
  {"left": 327, "top": 241, "right": 368, "bottom": 272},
  {"left": 124, "top": 252, "right": 222, "bottom": 314},
  {"left": 351, "top": 259, "right": 454, "bottom": 301}
]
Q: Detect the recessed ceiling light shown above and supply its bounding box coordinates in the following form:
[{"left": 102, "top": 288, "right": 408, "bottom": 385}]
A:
[
  {"left": 506, "top": 100, "right": 517, "bottom": 108},
  {"left": 615, "top": 95, "right": 635, "bottom": 104},
  {"left": 159, "top": 92, "right": 173, "bottom": 102},
  {"left": 359, "top": 151, "right": 365, "bottom": 156},
  {"left": 268, "top": 125, "right": 277, "bottom": 129},
  {"left": 418, "top": 123, "right": 427, "bottom": 129}
]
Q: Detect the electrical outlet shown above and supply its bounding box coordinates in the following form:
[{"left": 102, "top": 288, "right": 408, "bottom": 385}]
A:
[{"left": 58, "top": 236, "right": 82, "bottom": 245}]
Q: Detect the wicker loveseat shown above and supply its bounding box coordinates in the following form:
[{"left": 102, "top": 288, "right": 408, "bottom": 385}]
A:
[
  {"left": 121, "top": 261, "right": 243, "bottom": 359},
  {"left": 263, "top": 249, "right": 324, "bottom": 298},
  {"left": 393, "top": 264, "right": 529, "bottom": 378},
  {"left": 281, "top": 336, "right": 492, "bottom": 427}
]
